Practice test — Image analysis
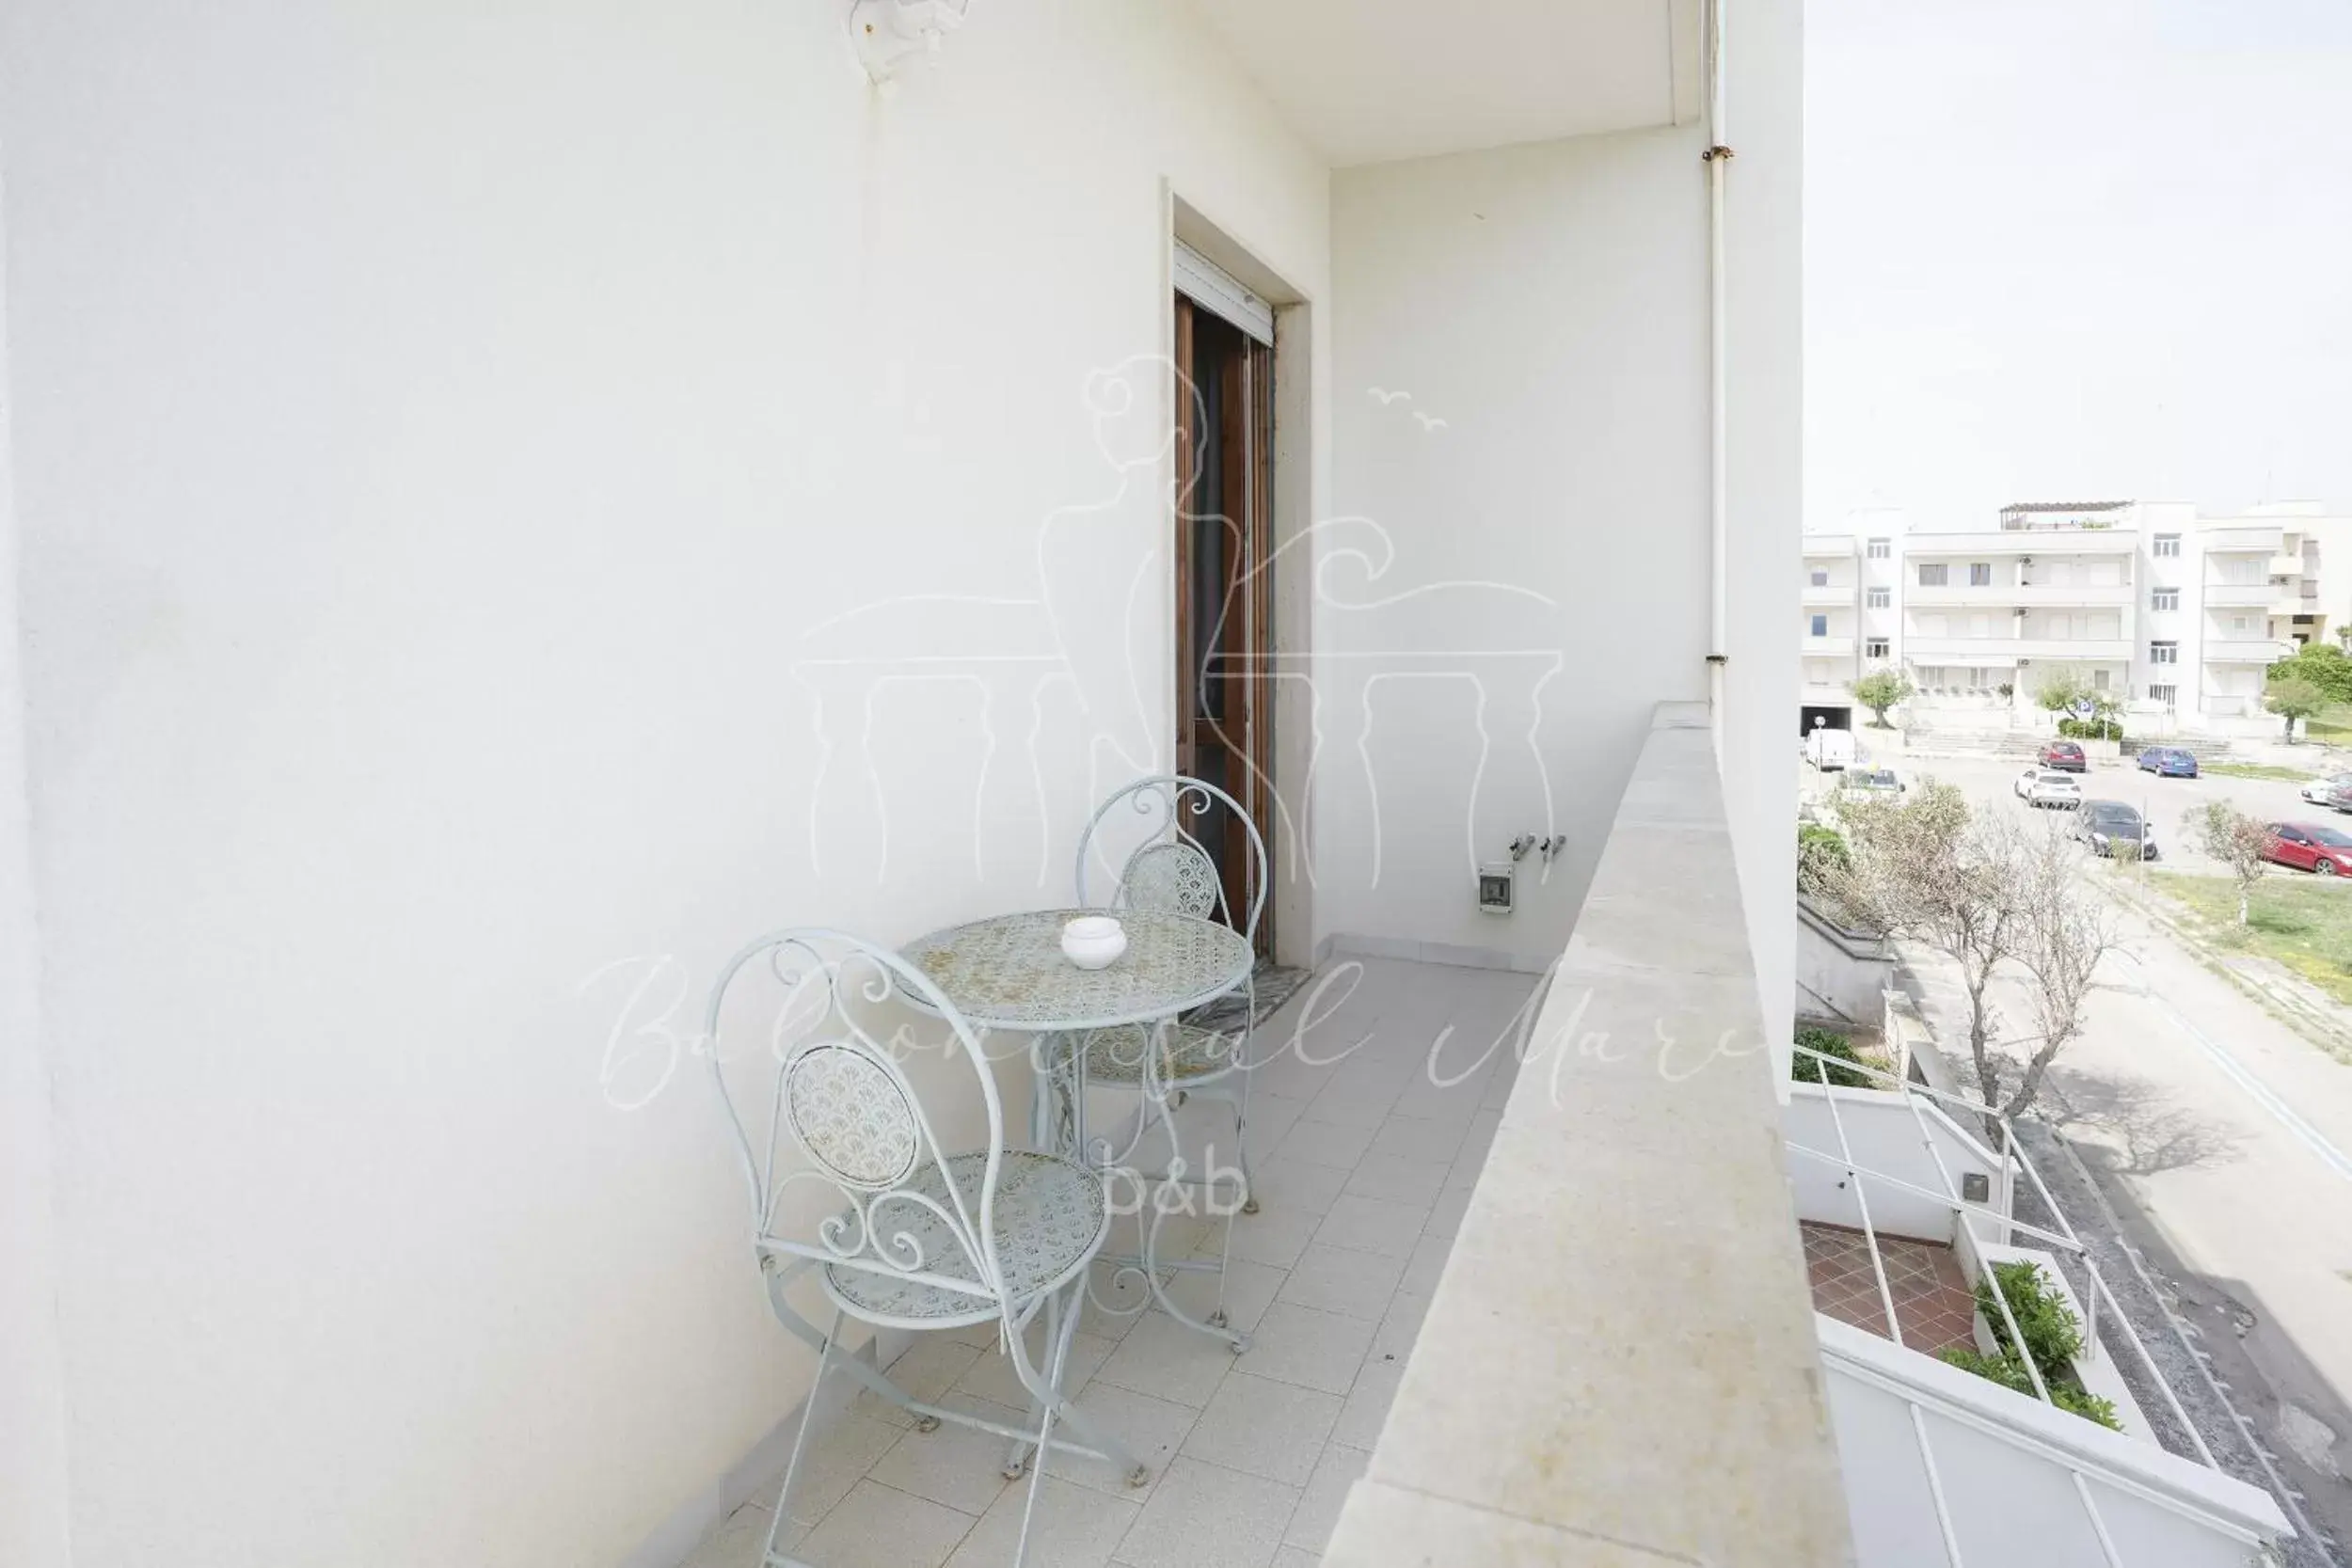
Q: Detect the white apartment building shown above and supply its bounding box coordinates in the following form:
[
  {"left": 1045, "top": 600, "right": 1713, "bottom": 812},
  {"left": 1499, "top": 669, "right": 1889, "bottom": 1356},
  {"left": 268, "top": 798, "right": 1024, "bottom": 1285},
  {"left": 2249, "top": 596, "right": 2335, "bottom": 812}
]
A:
[{"left": 1802, "top": 500, "right": 2352, "bottom": 735}]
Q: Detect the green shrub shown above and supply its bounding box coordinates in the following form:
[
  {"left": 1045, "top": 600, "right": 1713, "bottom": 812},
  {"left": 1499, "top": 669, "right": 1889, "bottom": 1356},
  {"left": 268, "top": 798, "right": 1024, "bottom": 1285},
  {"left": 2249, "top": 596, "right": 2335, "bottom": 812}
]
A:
[
  {"left": 1793, "top": 1025, "right": 1872, "bottom": 1088},
  {"left": 1936, "top": 1261, "right": 2122, "bottom": 1431},
  {"left": 2057, "top": 717, "right": 2122, "bottom": 741},
  {"left": 2053, "top": 1384, "right": 2122, "bottom": 1429},
  {"left": 1978, "top": 1259, "right": 2083, "bottom": 1370},
  {"left": 1936, "top": 1345, "right": 2034, "bottom": 1394},
  {"left": 1797, "top": 824, "right": 1851, "bottom": 895}
]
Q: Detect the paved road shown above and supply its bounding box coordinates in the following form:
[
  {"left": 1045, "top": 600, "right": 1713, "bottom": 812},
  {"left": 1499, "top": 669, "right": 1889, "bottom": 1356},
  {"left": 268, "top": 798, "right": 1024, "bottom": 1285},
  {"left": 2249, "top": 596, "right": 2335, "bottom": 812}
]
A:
[
  {"left": 1862, "top": 752, "right": 2352, "bottom": 1556},
  {"left": 1806, "top": 745, "right": 2352, "bottom": 877}
]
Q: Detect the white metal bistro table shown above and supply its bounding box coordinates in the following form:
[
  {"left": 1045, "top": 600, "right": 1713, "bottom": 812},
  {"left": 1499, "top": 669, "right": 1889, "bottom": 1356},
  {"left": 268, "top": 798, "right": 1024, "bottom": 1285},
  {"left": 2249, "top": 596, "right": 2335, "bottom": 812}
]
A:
[{"left": 901, "top": 907, "right": 1256, "bottom": 1348}]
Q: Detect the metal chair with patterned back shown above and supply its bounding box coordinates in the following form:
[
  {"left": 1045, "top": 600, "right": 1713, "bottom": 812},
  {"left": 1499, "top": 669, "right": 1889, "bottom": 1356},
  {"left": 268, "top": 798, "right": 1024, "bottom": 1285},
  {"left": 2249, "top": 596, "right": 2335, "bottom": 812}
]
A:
[
  {"left": 1073, "top": 777, "right": 1268, "bottom": 1343},
  {"left": 703, "top": 928, "right": 1143, "bottom": 1566}
]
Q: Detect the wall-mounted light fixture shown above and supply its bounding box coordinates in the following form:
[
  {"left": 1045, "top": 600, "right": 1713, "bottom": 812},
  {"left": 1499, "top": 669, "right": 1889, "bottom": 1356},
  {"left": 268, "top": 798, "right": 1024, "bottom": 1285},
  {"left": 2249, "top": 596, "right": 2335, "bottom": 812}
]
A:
[{"left": 850, "top": 0, "right": 970, "bottom": 83}]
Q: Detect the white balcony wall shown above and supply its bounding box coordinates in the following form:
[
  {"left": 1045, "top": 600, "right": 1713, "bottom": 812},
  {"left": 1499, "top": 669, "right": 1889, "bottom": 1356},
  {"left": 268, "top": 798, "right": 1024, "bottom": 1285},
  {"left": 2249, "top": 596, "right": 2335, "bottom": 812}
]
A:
[
  {"left": 0, "top": 251, "right": 71, "bottom": 1567},
  {"left": 1327, "top": 130, "right": 1710, "bottom": 964},
  {"left": 1821, "top": 1320, "right": 2288, "bottom": 1568},
  {"left": 1783, "top": 1085, "right": 1996, "bottom": 1243},
  {"left": 0, "top": 5, "right": 1334, "bottom": 1565}
]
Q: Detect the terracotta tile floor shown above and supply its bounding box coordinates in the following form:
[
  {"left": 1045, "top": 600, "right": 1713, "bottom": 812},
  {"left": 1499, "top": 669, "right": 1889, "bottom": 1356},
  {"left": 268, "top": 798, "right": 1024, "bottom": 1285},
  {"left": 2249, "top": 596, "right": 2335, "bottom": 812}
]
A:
[{"left": 1801, "top": 1221, "right": 1979, "bottom": 1354}]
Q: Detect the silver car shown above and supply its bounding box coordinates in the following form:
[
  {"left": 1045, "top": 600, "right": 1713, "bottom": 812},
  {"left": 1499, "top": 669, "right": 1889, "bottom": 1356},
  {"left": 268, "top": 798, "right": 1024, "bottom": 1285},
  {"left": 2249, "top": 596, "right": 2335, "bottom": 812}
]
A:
[{"left": 2301, "top": 772, "right": 2352, "bottom": 807}]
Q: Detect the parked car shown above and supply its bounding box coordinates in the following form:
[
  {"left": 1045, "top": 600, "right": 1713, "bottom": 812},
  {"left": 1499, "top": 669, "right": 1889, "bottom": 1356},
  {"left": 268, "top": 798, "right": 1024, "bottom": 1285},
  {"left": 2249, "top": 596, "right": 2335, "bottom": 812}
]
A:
[
  {"left": 2303, "top": 772, "right": 2352, "bottom": 807},
  {"left": 2137, "top": 745, "right": 2199, "bottom": 779},
  {"left": 2012, "top": 768, "right": 2083, "bottom": 808},
  {"left": 1839, "top": 767, "right": 1904, "bottom": 800},
  {"left": 2075, "top": 800, "right": 2158, "bottom": 859},
  {"left": 2036, "top": 739, "right": 2089, "bottom": 773},
  {"left": 2263, "top": 821, "right": 2352, "bottom": 876},
  {"left": 2328, "top": 780, "right": 2352, "bottom": 816}
]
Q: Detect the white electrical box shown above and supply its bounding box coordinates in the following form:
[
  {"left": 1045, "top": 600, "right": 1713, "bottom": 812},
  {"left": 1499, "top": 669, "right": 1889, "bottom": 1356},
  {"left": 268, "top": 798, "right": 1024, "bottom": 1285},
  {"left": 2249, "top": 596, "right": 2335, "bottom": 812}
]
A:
[{"left": 1477, "top": 862, "right": 1514, "bottom": 914}]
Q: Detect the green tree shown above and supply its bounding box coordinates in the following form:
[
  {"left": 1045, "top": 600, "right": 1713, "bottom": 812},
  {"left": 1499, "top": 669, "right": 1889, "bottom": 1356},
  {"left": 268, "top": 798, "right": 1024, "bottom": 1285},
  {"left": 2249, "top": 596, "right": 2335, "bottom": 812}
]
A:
[
  {"left": 2266, "top": 642, "right": 2352, "bottom": 705},
  {"left": 1849, "top": 668, "right": 1913, "bottom": 728},
  {"left": 2033, "top": 664, "right": 2118, "bottom": 721},
  {"left": 2186, "top": 801, "right": 2276, "bottom": 925},
  {"left": 2033, "top": 665, "right": 2092, "bottom": 715},
  {"left": 2265, "top": 674, "right": 2328, "bottom": 742}
]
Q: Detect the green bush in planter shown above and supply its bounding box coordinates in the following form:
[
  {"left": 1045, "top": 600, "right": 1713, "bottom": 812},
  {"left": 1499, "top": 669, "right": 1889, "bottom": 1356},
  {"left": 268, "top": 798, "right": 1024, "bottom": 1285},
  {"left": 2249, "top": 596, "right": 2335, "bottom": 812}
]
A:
[
  {"left": 1793, "top": 1025, "right": 1872, "bottom": 1089},
  {"left": 1934, "top": 1261, "right": 2122, "bottom": 1431}
]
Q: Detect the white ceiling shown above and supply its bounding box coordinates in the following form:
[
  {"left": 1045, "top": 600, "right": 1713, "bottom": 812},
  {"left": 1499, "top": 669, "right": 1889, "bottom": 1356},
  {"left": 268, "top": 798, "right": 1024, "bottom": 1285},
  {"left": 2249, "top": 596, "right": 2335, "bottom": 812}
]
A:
[{"left": 1186, "top": 0, "right": 1700, "bottom": 167}]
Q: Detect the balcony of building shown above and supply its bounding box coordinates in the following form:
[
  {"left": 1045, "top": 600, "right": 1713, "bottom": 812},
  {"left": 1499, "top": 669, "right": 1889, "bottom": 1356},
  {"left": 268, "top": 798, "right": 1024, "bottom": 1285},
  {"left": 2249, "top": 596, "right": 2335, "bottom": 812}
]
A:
[
  {"left": 2203, "top": 638, "right": 2294, "bottom": 664},
  {"left": 1804, "top": 579, "right": 1858, "bottom": 608},
  {"left": 2278, "top": 581, "right": 2321, "bottom": 616},
  {"left": 1804, "top": 633, "right": 1859, "bottom": 658},
  {"left": 1906, "top": 581, "right": 2134, "bottom": 610},
  {"left": 658, "top": 707, "right": 1859, "bottom": 1568},
  {"left": 2201, "top": 526, "right": 2289, "bottom": 556},
  {"left": 1907, "top": 530, "right": 2137, "bottom": 558},
  {"left": 0, "top": 4, "right": 1832, "bottom": 1568},
  {"left": 1903, "top": 635, "right": 2134, "bottom": 663},
  {"left": 2200, "top": 580, "right": 2276, "bottom": 610}
]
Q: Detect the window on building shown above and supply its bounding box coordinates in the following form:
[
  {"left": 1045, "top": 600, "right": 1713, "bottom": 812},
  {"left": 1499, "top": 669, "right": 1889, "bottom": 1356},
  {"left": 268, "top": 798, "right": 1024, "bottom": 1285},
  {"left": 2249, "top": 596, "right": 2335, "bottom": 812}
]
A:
[
  {"left": 1867, "top": 586, "right": 1890, "bottom": 609},
  {"left": 1968, "top": 562, "right": 1992, "bottom": 586},
  {"left": 2151, "top": 587, "right": 2178, "bottom": 611},
  {"left": 2153, "top": 534, "right": 2181, "bottom": 558},
  {"left": 2092, "top": 669, "right": 2109, "bottom": 689},
  {"left": 2150, "top": 641, "right": 2178, "bottom": 665},
  {"left": 2149, "top": 683, "right": 2178, "bottom": 706},
  {"left": 1867, "top": 538, "right": 1890, "bottom": 560},
  {"left": 1809, "top": 567, "right": 1829, "bottom": 586},
  {"left": 1916, "top": 563, "right": 1948, "bottom": 586},
  {"left": 2232, "top": 615, "right": 2251, "bottom": 635},
  {"left": 1808, "top": 613, "right": 1828, "bottom": 638},
  {"left": 1865, "top": 638, "right": 1889, "bottom": 659}
]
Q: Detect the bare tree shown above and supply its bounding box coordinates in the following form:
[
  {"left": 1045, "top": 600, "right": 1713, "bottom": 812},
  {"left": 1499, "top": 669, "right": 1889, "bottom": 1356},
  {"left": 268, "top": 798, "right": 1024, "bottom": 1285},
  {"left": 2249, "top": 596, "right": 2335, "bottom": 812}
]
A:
[
  {"left": 1828, "top": 783, "right": 2116, "bottom": 1121},
  {"left": 2008, "top": 828, "right": 2120, "bottom": 1116},
  {"left": 1829, "top": 782, "right": 2023, "bottom": 1114},
  {"left": 2185, "top": 800, "right": 2275, "bottom": 925}
]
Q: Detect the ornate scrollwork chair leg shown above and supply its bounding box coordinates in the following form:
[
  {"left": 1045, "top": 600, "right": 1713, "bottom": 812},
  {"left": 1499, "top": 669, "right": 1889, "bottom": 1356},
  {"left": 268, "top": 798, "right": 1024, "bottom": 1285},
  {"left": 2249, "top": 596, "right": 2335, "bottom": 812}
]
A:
[{"left": 704, "top": 928, "right": 1145, "bottom": 1567}]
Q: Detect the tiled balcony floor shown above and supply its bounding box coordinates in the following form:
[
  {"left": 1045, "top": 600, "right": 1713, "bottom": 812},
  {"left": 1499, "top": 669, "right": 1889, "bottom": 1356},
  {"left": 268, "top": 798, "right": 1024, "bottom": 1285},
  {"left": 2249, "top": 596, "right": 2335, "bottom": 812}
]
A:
[
  {"left": 678, "top": 955, "right": 1538, "bottom": 1568},
  {"left": 1800, "top": 1220, "right": 1979, "bottom": 1355}
]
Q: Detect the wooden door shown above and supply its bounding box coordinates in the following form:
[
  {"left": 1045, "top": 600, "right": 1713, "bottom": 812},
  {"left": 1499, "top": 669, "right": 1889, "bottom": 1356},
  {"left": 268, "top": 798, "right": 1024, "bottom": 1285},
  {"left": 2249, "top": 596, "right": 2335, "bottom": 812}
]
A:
[{"left": 1172, "top": 295, "right": 1276, "bottom": 958}]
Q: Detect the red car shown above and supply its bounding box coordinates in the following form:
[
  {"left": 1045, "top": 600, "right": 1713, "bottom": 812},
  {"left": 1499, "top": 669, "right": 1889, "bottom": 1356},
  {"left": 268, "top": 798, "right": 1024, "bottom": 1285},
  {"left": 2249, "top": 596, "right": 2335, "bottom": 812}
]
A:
[
  {"left": 2263, "top": 821, "right": 2352, "bottom": 876},
  {"left": 2037, "top": 739, "right": 2088, "bottom": 772}
]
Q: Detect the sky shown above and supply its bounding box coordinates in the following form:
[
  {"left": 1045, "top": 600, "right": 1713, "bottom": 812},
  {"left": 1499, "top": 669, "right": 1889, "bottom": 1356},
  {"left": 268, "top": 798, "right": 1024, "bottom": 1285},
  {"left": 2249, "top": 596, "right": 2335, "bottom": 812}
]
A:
[{"left": 1805, "top": 0, "right": 2352, "bottom": 531}]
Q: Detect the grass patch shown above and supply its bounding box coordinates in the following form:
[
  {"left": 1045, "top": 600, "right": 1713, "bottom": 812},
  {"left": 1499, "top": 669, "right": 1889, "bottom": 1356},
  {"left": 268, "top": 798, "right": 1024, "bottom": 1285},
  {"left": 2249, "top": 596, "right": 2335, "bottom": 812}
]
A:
[
  {"left": 2200, "top": 762, "right": 2320, "bottom": 782},
  {"left": 2149, "top": 870, "right": 2352, "bottom": 1006}
]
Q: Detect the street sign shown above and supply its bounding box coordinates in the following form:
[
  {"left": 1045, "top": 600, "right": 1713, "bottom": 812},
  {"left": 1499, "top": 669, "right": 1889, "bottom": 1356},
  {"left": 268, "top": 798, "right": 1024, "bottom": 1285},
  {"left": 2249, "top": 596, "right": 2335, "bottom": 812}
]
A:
[{"left": 2071, "top": 699, "right": 2097, "bottom": 719}]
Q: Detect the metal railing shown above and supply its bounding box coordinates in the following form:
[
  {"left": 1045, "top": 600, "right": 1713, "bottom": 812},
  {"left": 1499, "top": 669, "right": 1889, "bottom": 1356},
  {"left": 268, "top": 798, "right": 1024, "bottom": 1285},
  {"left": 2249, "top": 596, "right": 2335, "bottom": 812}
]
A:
[{"left": 1789, "top": 1039, "right": 2218, "bottom": 1469}]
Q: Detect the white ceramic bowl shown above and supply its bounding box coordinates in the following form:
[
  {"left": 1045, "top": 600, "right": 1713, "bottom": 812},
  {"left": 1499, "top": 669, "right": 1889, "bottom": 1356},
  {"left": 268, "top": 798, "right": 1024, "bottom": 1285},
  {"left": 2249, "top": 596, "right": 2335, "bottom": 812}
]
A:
[{"left": 1060, "top": 915, "right": 1128, "bottom": 971}]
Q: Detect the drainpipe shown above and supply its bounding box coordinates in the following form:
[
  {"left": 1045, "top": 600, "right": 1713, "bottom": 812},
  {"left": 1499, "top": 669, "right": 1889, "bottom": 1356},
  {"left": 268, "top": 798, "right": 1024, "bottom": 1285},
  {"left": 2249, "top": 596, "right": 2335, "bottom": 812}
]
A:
[{"left": 1705, "top": 1, "right": 1733, "bottom": 758}]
